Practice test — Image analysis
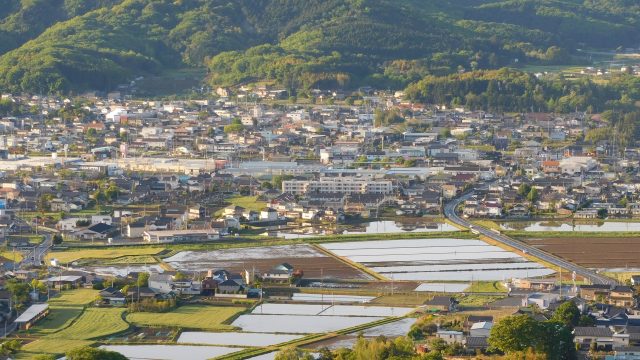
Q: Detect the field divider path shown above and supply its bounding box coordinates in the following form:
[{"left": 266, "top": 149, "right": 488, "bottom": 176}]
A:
[
  {"left": 310, "top": 244, "right": 388, "bottom": 281},
  {"left": 315, "top": 305, "right": 335, "bottom": 316}
]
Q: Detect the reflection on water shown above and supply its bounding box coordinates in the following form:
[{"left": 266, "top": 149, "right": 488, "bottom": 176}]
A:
[
  {"left": 500, "top": 221, "right": 640, "bottom": 232},
  {"left": 277, "top": 220, "right": 459, "bottom": 239},
  {"left": 343, "top": 221, "right": 460, "bottom": 234}
]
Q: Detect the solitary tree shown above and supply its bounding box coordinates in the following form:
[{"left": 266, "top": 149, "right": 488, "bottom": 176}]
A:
[{"left": 551, "top": 301, "right": 580, "bottom": 327}]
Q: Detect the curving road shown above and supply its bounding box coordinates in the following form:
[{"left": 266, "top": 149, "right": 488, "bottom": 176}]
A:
[{"left": 444, "top": 191, "right": 617, "bottom": 286}]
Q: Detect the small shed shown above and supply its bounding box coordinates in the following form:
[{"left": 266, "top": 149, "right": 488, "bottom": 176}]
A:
[{"left": 15, "top": 303, "right": 49, "bottom": 330}]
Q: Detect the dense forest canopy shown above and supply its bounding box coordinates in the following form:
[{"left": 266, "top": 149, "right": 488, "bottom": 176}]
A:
[{"left": 0, "top": 0, "right": 638, "bottom": 93}]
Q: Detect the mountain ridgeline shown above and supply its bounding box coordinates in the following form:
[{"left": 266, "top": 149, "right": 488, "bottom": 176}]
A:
[{"left": 0, "top": 0, "right": 638, "bottom": 94}]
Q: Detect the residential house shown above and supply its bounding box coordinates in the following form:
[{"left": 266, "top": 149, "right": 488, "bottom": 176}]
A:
[
  {"left": 424, "top": 296, "right": 458, "bottom": 312},
  {"left": 263, "top": 263, "right": 294, "bottom": 282},
  {"left": 470, "top": 322, "right": 493, "bottom": 337},
  {"left": 610, "top": 286, "right": 635, "bottom": 308},
  {"left": 148, "top": 274, "right": 174, "bottom": 294},
  {"left": 259, "top": 207, "right": 278, "bottom": 221},
  {"left": 98, "top": 287, "right": 127, "bottom": 306},
  {"left": 143, "top": 229, "right": 219, "bottom": 243},
  {"left": 574, "top": 326, "right": 629, "bottom": 351},
  {"left": 218, "top": 279, "right": 244, "bottom": 294},
  {"left": 581, "top": 285, "right": 612, "bottom": 301},
  {"left": 72, "top": 223, "right": 115, "bottom": 240},
  {"left": 436, "top": 330, "right": 464, "bottom": 345},
  {"left": 522, "top": 293, "right": 561, "bottom": 310}
]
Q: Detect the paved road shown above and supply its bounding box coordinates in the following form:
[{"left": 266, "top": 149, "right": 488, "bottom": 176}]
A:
[
  {"left": 19, "top": 232, "right": 53, "bottom": 268},
  {"left": 444, "top": 191, "right": 617, "bottom": 286}
]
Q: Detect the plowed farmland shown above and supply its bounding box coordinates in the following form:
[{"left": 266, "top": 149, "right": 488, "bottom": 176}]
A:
[{"left": 523, "top": 237, "right": 640, "bottom": 268}]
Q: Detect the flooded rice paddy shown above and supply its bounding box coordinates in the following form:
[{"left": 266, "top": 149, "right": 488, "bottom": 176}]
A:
[
  {"left": 291, "top": 293, "right": 375, "bottom": 303},
  {"left": 322, "top": 238, "right": 555, "bottom": 281},
  {"left": 177, "top": 331, "right": 303, "bottom": 346},
  {"left": 101, "top": 345, "right": 242, "bottom": 360}
]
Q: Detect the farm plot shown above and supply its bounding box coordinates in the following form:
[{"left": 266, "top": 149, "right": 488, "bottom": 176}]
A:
[
  {"left": 232, "top": 314, "right": 381, "bottom": 334},
  {"left": 165, "top": 244, "right": 370, "bottom": 280},
  {"left": 414, "top": 283, "right": 470, "bottom": 293},
  {"left": 322, "top": 238, "right": 554, "bottom": 281},
  {"left": 28, "top": 306, "right": 84, "bottom": 336},
  {"left": 48, "top": 247, "right": 165, "bottom": 264},
  {"left": 22, "top": 307, "right": 128, "bottom": 357},
  {"left": 291, "top": 293, "right": 375, "bottom": 303},
  {"left": 28, "top": 289, "right": 99, "bottom": 336},
  {"left": 126, "top": 305, "right": 241, "bottom": 330},
  {"left": 253, "top": 303, "right": 414, "bottom": 317},
  {"left": 233, "top": 303, "right": 414, "bottom": 334},
  {"left": 523, "top": 237, "right": 640, "bottom": 268},
  {"left": 306, "top": 318, "right": 416, "bottom": 350},
  {"left": 81, "top": 264, "right": 165, "bottom": 277},
  {"left": 47, "top": 307, "right": 129, "bottom": 340},
  {"left": 102, "top": 344, "right": 243, "bottom": 360},
  {"left": 48, "top": 288, "right": 99, "bottom": 306},
  {"left": 178, "top": 332, "right": 304, "bottom": 347}
]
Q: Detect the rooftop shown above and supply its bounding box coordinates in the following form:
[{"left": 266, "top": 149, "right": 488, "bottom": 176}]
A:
[{"left": 15, "top": 303, "right": 49, "bottom": 323}]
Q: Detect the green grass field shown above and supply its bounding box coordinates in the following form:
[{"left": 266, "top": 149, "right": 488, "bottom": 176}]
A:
[
  {"left": 47, "top": 307, "right": 129, "bottom": 340},
  {"left": 602, "top": 271, "right": 640, "bottom": 283},
  {"left": 22, "top": 290, "right": 99, "bottom": 337},
  {"left": 0, "top": 249, "right": 23, "bottom": 262},
  {"left": 456, "top": 294, "right": 505, "bottom": 307},
  {"left": 471, "top": 220, "right": 501, "bottom": 231},
  {"left": 48, "top": 247, "right": 165, "bottom": 263},
  {"left": 29, "top": 306, "right": 84, "bottom": 336},
  {"left": 20, "top": 339, "right": 94, "bottom": 358},
  {"left": 464, "top": 281, "right": 507, "bottom": 293},
  {"left": 21, "top": 307, "right": 128, "bottom": 357},
  {"left": 48, "top": 289, "right": 99, "bottom": 306},
  {"left": 214, "top": 195, "right": 266, "bottom": 216},
  {"left": 127, "top": 305, "right": 242, "bottom": 330}
]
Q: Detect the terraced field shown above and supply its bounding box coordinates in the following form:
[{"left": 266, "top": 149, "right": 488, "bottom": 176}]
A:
[
  {"left": 22, "top": 307, "right": 128, "bottom": 358},
  {"left": 29, "top": 289, "right": 99, "bottom": 336},
  {"left": 47, "top": 307, "right": 129, "bottom": 340}
]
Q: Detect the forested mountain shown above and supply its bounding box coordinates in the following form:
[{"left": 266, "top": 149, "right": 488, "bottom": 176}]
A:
[{"left": 0, "top": 0, "right": 638, "bottom": 93}]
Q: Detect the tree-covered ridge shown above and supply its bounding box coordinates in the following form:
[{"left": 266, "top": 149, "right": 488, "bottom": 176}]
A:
[
  {"left": 0, "top": 0, "right": 639, "bottom": 93},
  {"left": 0, "top": 0, "right": 119, "bottom": 55},
  {"left": 405, "top": 69, "right": 640, "bottom": 113}
]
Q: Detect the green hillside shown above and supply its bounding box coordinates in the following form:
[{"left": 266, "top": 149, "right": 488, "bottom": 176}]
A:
[{"left": 0, "top": 0, "right": 637, "bottom": 93}]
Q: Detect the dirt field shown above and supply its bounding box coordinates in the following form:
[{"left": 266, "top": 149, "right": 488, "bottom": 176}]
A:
[
  {"left": 165, "top": 244, "right": 371, "bottom": 280},
  {"left": 524, "top": 237, "right": 640, "bottom": 268}
]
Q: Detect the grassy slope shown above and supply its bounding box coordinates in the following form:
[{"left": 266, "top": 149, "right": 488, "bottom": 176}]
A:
[{"left": 214, "top": 195, "right": 267, "bottom": 216}]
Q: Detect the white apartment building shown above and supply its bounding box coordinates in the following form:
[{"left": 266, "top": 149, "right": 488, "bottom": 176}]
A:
[{"left": 282, "top": 177, "right": 393, "bottom": 195}]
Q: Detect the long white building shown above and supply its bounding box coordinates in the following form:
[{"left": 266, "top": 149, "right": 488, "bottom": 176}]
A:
[{"left": 282, "top": 177, "right": 393, "bottom": 195}]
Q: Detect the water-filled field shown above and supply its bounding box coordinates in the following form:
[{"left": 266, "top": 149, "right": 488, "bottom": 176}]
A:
[
  {"left": 178, "top": 331, "right": 303, "bottom": 346},
  {"left": 101, "top": 345, "right": 242, "bottom": 360},
  {"left": 322, "top": 238, "right": 554, "bottom": 281}
]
